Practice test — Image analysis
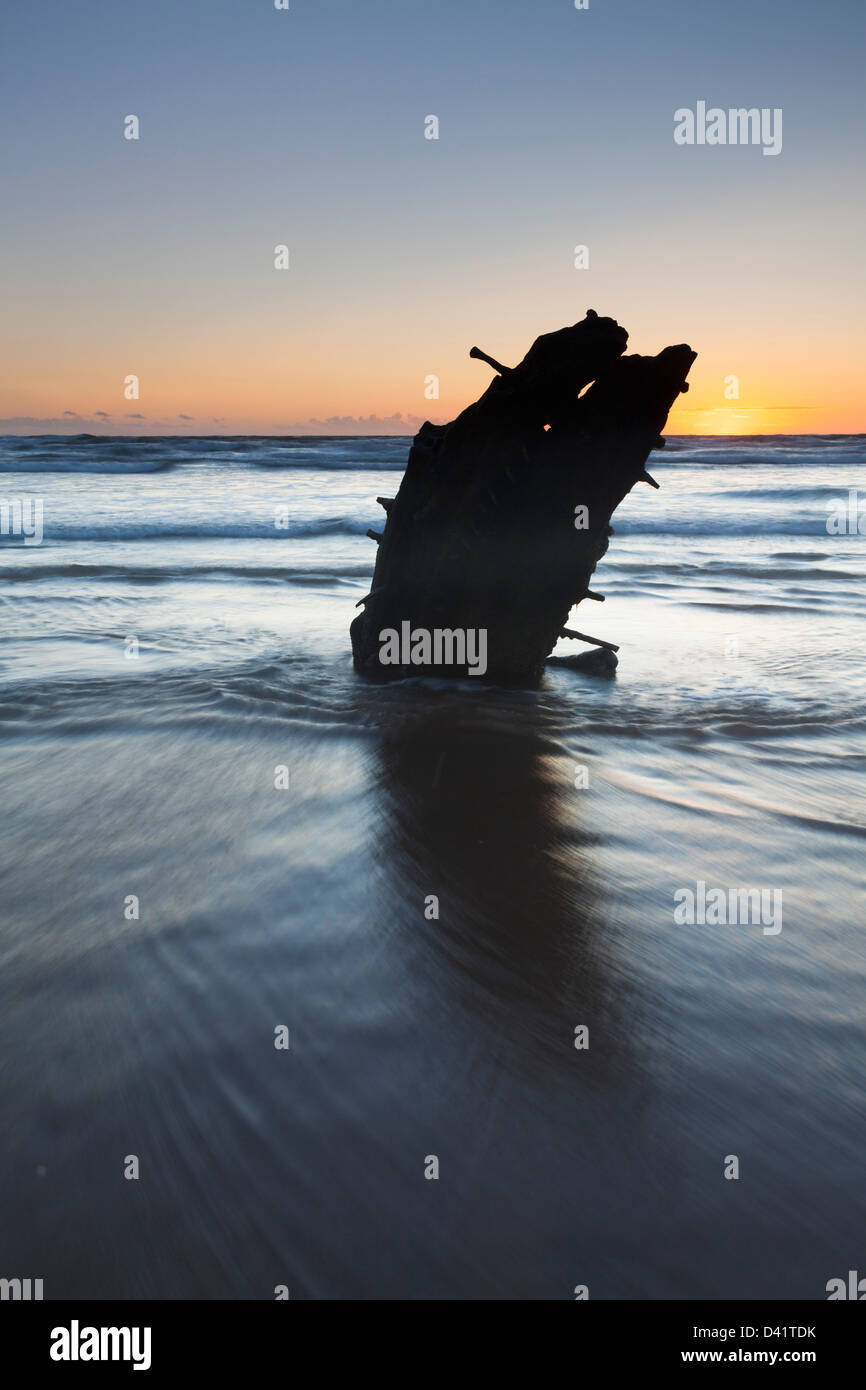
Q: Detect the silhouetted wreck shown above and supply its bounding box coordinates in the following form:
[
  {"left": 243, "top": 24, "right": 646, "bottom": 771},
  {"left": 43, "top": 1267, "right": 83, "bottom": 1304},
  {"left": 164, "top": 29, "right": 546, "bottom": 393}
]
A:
[{"left": 351, "top": 311, "right": 696, "bottom": 685}]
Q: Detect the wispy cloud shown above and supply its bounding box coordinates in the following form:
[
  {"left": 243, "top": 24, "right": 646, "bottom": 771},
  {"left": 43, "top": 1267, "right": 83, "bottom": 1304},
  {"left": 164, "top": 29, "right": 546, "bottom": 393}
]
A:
[
  {"left": 0, "top": 410, "right": 444, "bottom": 436},
  {"left": 278, "top": 412, "right": 438, "bottom": 436}
]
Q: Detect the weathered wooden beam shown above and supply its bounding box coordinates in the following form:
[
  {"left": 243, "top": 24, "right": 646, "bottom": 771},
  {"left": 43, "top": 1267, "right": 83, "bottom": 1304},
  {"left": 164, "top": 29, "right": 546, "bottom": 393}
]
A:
[
  {"left": 355, "top": 585, "right": 387, "bottom": 608},
  {"left": 469, "top": 345, "right": 512, "bottom": 376},
  {"left": 349, "top": 312, "right": 696, "bottom": 685},
  {"left": 559, "top": 627, "right": 620, "bottom": 653}
]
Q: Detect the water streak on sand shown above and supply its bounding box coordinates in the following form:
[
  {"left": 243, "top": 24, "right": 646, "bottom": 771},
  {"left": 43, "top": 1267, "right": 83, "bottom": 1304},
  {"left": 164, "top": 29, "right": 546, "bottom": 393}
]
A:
[{"left": 0, "top": 434, "right": 864, "bottom": 1298}]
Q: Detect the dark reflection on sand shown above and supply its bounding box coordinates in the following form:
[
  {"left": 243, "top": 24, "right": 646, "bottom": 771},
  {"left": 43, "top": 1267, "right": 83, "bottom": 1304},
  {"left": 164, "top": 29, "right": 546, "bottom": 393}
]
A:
[
  {"left": 1, "top": 670, "right": 864, "bottom": 1300},
  {"left": 368, "top": 691, "right": 635, "bottom": 1088}
]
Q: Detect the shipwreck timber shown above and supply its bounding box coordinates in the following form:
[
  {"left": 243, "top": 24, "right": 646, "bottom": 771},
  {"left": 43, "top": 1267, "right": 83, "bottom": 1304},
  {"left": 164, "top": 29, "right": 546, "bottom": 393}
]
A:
[{"left": 350, "top": 311, "right": 696, "bottom": 686}]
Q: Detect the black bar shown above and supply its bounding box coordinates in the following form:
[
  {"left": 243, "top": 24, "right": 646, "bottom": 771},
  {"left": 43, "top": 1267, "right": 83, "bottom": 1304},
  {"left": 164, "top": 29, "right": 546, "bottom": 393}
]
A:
[{"left": 2, "top": 1300, "right": 861, "bottom": 1376}]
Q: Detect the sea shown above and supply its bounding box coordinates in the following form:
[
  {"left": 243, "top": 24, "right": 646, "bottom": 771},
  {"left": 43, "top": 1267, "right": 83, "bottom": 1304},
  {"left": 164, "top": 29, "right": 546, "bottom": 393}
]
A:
[{"left": 0, "top": 433, "right": 864, "bottom": 1298}]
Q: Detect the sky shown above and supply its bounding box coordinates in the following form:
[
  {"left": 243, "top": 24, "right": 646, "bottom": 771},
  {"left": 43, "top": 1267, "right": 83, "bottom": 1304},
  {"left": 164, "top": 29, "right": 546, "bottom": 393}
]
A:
[{"left": 1, "top": 0, "right": 864, "bottom": 435}]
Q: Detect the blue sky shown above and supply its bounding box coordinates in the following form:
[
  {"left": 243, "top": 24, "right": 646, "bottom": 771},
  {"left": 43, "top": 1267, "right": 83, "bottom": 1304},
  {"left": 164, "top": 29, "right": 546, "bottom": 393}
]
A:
[{"left": 2, "top": 0, "right": 863, "bottom": 432}]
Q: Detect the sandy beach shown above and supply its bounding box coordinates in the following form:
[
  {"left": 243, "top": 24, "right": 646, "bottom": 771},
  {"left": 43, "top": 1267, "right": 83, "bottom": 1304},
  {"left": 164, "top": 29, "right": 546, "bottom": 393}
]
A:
[{"left": 1, "top": 434, "right": 864, "bottom": 1297}]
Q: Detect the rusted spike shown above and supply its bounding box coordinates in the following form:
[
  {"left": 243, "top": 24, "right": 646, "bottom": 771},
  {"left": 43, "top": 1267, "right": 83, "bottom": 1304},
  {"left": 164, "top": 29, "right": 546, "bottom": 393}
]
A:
[
  {"left": 469, "top": 345, "right": 512, "bottom": 376},
  {"left": 559, "top": 627, "right": 619, "bottom": 653},
  {"left": 639, "top": 470, "right": 660, "bottom": 489},
  {"left": 583, "top": 589, "right": 605, "bottom": 602},
  {"left": 376, "top": 496, "right": 395, "bottom": 512},
  {"left": 366, "top": 528, "right": 383, "bottom": 542},
  {"left": 355, "top": 586, "right": 386, "bottom": 608}
]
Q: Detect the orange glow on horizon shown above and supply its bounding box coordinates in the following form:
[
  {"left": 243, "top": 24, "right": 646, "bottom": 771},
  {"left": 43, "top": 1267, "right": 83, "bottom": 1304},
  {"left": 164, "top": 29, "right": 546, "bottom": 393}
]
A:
[
  {"left": 666, "top": 406, "right": 812, "bottom": 437},
  {"left": 2, "top": 314, "right": 864, "bottom": 437}
]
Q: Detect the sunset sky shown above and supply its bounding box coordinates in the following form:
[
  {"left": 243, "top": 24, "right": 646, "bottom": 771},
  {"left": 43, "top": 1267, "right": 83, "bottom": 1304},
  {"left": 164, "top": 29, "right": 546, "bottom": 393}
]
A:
[{"left": 2, "top": 0, "right": 863, "bottom": 435}]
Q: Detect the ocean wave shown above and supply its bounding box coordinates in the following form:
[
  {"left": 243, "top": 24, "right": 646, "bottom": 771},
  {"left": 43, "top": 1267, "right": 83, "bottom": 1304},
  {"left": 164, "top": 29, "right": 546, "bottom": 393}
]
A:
[
  {"left": 1, "top": 516, "right": 377, "bottom": 541},
  {"left": 717, "top": 487, "right": 858, "bottom": 502},
  {"left": 659, "top": 435, "right": 866, "bottom": 467},
  {"left": 3, "top": 432, "right": 865, "bottom": 473},
  {"left": 613, "top": 517, "right": 861, "bottom": 536},
  {"left": 6, "top": 512, "right": 861, "bottom": 543},
  {"left": 0, "top": 561, "right": 372, "bottom": 584},
  {"left": 0, "top": 464, "right": 177, "bottom": 474},
  {"left": 0, "top": 434, "right": 410, "bottom": 472},
  {"left": 611, "top": 560, "right": 857, "bottom": 581}
]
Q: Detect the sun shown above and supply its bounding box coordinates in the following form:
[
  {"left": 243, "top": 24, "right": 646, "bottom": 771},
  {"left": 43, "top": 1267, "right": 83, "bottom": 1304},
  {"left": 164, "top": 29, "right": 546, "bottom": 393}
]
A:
[{"left": 668, "top": 406, "right": 782, "bottom": 436}]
